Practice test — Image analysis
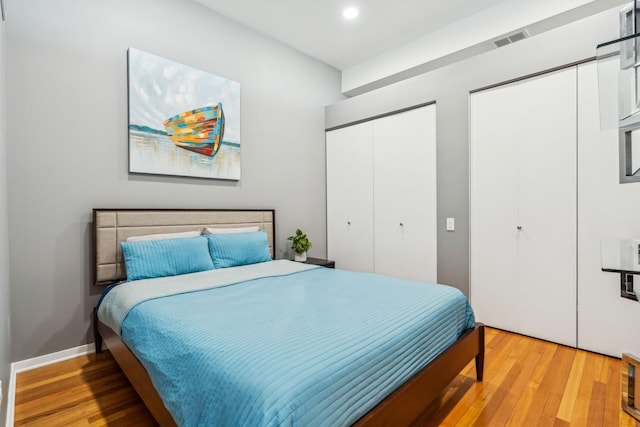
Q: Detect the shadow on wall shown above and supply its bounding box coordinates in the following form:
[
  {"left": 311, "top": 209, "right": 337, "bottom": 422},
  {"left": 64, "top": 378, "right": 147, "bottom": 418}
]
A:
[
  {"left": 85, "top": 220, "right": 104, "bottom": 343},
  {"left": 19, "top": 218, "right": 101, "bottom": 359}
]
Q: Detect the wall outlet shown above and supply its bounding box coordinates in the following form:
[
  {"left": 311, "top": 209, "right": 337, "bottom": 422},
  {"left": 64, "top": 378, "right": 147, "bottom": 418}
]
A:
[{"left": 446, "top": 217, "right": 455, "bottom": 231}]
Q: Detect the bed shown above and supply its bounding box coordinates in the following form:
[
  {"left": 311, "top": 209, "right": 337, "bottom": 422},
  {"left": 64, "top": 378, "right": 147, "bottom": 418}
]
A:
[{"left": 93, "top": 208, "right": 484, "bottom": 426}]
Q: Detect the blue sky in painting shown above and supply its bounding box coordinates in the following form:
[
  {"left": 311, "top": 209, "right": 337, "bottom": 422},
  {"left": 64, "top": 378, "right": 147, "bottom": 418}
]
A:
[{"left": 128, "top": 48, "right": 240, "bottom": 143}]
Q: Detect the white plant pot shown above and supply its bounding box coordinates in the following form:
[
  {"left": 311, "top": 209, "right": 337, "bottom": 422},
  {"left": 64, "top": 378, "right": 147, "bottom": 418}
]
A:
[{"left": 294, "top": 251, "right": 307, "bottom": 262}]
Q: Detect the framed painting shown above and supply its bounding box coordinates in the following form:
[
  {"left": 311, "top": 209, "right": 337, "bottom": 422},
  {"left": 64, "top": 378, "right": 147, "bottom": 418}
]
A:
[{"left": 128, "top": 48, "right": 241, "bottom": 180}]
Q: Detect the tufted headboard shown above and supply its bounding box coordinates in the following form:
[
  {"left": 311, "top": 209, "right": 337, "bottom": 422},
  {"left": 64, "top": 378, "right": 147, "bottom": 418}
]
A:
[{"left": 93, "top": 209, "right": 275, "bottom": 285}]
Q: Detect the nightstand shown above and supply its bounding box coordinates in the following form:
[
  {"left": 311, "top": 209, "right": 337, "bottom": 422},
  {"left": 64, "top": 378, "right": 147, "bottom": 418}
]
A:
[{"left": 303, "top": 257, "right": 335, "bottom": 268}]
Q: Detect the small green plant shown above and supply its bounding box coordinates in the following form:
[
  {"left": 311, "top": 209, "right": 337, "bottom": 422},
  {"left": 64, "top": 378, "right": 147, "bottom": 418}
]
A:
[{"left": 287, "top": 229, "right": 312, "bottom": 254}]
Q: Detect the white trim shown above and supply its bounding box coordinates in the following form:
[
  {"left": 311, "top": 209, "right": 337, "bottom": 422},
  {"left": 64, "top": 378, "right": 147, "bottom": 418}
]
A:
[
  {"left": 12, "top": 343, "right": 95, "bottom": 374},
  {"left": 6, "top": 343, "right": 96, "bottom": 427},
  {"left": 6, "top": 364, "right": 15, "bottom": 427}
]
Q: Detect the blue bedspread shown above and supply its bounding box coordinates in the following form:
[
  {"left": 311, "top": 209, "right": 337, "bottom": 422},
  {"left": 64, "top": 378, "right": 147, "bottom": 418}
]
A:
[{"left": 120, "top": 266, "right": 475, "bottom": 426}]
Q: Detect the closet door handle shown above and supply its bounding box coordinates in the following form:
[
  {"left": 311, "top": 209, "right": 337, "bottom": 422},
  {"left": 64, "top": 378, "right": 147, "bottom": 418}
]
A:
[
  {"left": 399, "top": 222, "right": 404, "bottom": 227},
  {"left": 517, "top": 226, "right": 522, "bottom": 230}
]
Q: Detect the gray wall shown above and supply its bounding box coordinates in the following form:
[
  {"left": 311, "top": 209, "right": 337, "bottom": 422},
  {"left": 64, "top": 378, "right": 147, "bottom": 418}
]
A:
[
  {"left": 6, "top": 0, "right": 342, "bottom": 361},
  {"left": 0, "top": 13, "right": 10, "bottom": 425},
  {"left": 326, "top": 7, "right": 621, "bottom": 297}
]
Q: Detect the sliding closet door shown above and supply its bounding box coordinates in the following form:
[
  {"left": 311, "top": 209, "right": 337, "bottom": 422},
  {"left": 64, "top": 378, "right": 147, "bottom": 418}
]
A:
[
  {"left": 577, "top": 62, "right": 640, "bottom": 357},
  {"left": 515, "top": 68, "right": 577, "bottom": 347},
  {"left": 326, "top": 123, "right": 374, "bottom": 272},
  {"left": 471, "top": 68, "right": 577, "bottom": 346},
  {"left": 470, "top": 83, "right": 520, "bottom": 333},
  {"left": 373, "top": 105, "right": 437, "bottom": 282}
]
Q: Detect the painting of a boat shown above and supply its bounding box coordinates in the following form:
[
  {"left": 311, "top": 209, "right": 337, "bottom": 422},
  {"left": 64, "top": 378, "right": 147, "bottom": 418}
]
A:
[
  {"left": 128, "top": 48, "right": 240, "bottom": 180},
  {"left": 163, "top": 103, "right": 225, "bottom": 157}
]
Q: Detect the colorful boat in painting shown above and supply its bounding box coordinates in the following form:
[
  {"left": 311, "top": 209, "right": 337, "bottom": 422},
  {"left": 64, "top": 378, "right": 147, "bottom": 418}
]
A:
[{"left": 163, "top": 103, "right": 225, "bottom": 157}]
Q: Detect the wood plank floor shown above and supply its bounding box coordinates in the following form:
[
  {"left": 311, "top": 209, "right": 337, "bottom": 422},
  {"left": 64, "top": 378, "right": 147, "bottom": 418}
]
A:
[{"left": 14, "top": 327, "right": 640, "bottom": 426}]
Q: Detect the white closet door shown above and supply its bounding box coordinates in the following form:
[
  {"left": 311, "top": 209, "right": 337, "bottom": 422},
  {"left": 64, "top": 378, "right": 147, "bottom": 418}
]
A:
[
  {"left": 470, "top": 84, "right": 520, "bottom": 333},
  {"left": 373, "top": 105, "right": 437, "bottom": 282},
  {"left": 515, "top": 68, "right": 577, "bottom": 347},
  {"left": 470, "top": 68, "right": 577, "bottom": 346},
  {"left": 577, "top": 61, "right": 640, "bottom": 357},
  {"left": 326, "top": 123, "right": 374, "bottom": 272}
]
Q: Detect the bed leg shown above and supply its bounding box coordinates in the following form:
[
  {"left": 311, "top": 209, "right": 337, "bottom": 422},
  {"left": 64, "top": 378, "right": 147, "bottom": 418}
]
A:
[
  {"left": 475, "top": 324, "right": 485, "bottom": 381},
  {"left": 93, "top": 307, "right": 103, "bottom": 354}
]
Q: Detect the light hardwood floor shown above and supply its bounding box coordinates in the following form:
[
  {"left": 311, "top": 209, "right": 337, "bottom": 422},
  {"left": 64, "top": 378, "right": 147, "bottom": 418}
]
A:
[{"left": 14, "top": 327, "right": 640, "bottom": 426}]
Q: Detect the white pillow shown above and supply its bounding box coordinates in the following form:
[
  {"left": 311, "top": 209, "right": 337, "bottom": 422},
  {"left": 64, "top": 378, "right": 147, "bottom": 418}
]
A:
[
  {"left": 202, "top": 226, "right": 260, "bottom": 235},
  {"left": 126, "top": 230, "right": 202, "bottom": 242}
]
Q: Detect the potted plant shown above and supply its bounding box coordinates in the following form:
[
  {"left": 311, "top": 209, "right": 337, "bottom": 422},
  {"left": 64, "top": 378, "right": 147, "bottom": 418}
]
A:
[{"left": 288, "top": 229, "right": 312, "bottom": 262}]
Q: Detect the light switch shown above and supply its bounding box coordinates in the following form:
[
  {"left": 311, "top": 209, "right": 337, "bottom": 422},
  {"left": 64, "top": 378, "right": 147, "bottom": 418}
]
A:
[{"left": 446, "top": 217, "right": 455, "bottom": 231}]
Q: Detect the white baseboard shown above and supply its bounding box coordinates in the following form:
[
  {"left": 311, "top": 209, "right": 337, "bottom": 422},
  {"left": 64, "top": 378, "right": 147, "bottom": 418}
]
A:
[
  {"left": 6, "top": 343, "right": 96, "bottom": 427},
  {"left": 5, "top": 363, "right": 15, "bottom": 427},
  {"left": 12, "top": 343, "right": 95, "bottom": 373}
]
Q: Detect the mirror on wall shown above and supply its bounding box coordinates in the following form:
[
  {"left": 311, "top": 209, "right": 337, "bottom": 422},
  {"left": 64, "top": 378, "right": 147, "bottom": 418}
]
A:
[
  {"left": 597, "top": 33, "right": 640, "bottom": 130},
  {"left": 597, "top": 1, "right": 640, "bottom": 182},
  {"left": 620, "top": 125, "right": 640, "bottom": 182}
]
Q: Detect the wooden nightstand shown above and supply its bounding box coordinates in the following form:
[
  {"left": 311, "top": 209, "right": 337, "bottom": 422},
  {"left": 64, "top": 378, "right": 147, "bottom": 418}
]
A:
[{"left": 303, "top": 257, "right": 335, "bottom": 268}]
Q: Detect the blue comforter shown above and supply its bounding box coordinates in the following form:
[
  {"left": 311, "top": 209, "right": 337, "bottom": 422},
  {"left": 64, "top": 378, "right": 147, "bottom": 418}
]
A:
[{"left": 117, "top": 265, "right": 475, "bottom": 426}]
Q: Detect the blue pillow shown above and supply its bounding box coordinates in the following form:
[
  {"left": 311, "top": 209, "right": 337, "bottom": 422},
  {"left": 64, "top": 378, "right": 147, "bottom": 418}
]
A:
[
  {"left": 206, "top": 231, "right": 272, "bottom": 268},
  {"left": 120, "top": 236, "right": 214, "bottom": 281}
]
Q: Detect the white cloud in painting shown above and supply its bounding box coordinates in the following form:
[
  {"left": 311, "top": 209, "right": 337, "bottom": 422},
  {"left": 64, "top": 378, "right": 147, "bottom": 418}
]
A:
[{"left": 128, "top": 48, "right": 240, "bottom": 143}]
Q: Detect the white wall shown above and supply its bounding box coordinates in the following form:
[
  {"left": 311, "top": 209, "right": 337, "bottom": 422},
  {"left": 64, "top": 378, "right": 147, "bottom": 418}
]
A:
[
  {"left": 6, "top": 0, "right": 342, "bottom": 361},
  {"left": 341, "top": 0, "right": 627, "bottom": 95},
  {"left": 0, "top": 11, "right": 10, "bottom": 424}
]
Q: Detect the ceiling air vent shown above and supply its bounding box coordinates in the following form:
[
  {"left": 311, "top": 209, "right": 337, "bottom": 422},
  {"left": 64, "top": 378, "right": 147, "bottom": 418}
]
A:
[{"left": 493, "top": 29, "right": 530, "bottom": 48}]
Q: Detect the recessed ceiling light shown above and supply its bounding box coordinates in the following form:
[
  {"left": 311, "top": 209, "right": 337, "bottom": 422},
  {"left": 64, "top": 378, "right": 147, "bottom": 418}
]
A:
[{"left": 343, "top": 7, "right": 359, "bottom": 20}]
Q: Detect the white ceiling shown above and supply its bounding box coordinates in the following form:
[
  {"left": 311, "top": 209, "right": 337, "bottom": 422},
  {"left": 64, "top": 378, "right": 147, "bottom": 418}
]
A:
[{"left": 193, "top": 0, "right": 507, "bottom": 70}]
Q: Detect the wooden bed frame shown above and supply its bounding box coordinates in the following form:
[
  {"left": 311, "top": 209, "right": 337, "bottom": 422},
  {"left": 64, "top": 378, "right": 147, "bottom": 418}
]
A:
[{"left": 92, "top": 208, "right": 484, "bottom": 426}]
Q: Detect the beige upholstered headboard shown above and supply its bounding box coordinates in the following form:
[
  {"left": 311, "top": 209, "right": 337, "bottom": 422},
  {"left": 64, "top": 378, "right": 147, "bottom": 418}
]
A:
[{"left": 93, "top": 209, "right": 275, "bottom": 285}]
